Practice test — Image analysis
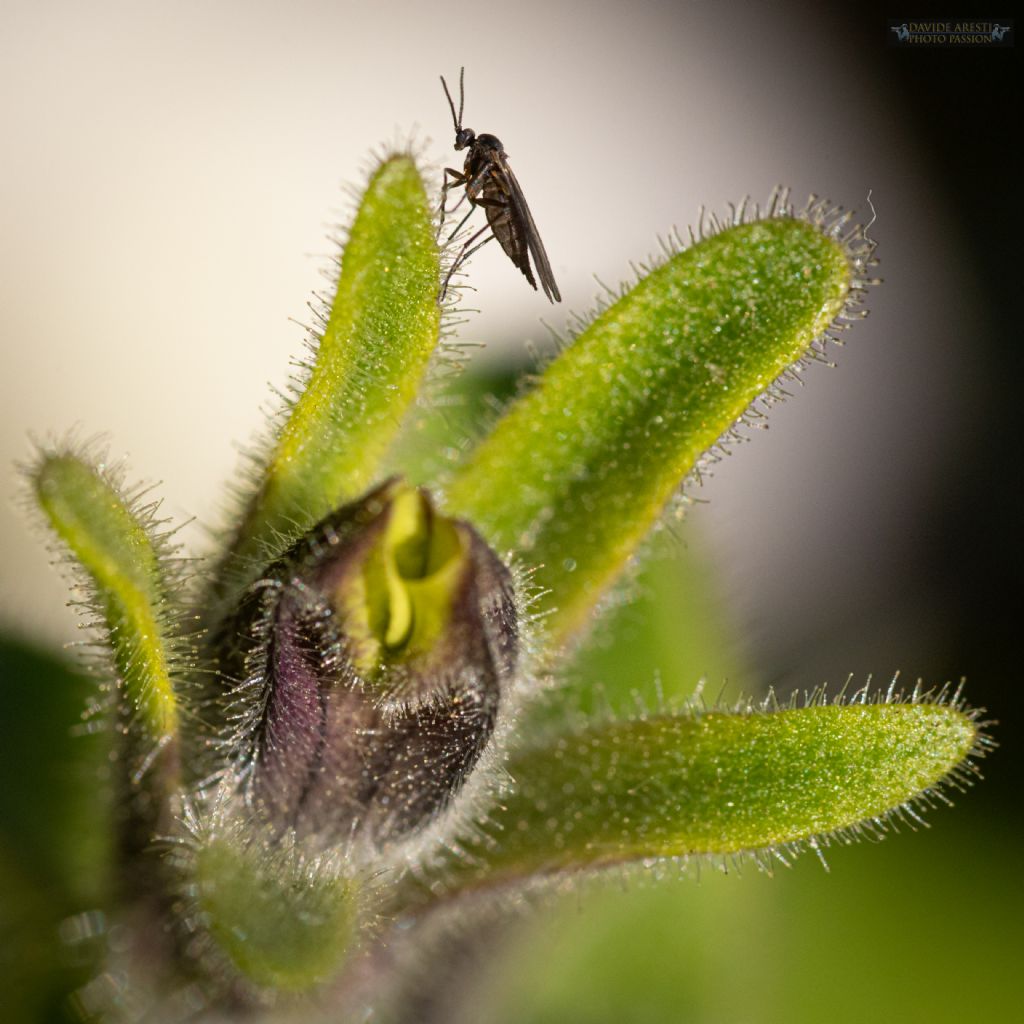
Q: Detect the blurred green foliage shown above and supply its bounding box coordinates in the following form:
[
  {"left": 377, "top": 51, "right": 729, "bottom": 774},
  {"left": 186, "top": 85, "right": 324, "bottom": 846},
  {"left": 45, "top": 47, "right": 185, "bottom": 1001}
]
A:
[
  {"left": 0, "top": 634, "right": 110, "bottom": 1024},
  {"left": 471, "top": 806, "right": 1018, "bottom": 1024}
]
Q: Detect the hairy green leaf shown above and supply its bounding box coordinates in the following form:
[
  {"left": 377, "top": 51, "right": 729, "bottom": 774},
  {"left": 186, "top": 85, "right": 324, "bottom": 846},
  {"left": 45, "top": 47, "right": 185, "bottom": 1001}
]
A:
[
  {"left": 218, "top": 153, "right": 442, "bottom": 599},
  {"left": 445, "top": 208, "right": 872, "bottom": 644},
  {"left": 428, "top": 698, "right": 980, "bottom": 893},
  {"left": 195, "top": 835, "right": 359, "bottom": 992},
  {"left": 31, "top": 450, "right": 183, "bottom": 745}
]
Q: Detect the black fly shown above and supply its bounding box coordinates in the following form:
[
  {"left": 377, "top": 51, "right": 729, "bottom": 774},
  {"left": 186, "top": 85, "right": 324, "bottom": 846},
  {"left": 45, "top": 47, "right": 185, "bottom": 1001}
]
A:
[{"left": 439, "top": 68, "right": 561, "bottom": 303}]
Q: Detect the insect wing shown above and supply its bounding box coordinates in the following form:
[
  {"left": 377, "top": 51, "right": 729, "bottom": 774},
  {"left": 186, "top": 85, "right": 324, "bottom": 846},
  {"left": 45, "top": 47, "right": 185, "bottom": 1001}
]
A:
[
  {"left": 495, "top": 153, "right": 562, "bottom": 303},
  {"left": 479, "top": 171, "right": 535, "bottom": 290}
]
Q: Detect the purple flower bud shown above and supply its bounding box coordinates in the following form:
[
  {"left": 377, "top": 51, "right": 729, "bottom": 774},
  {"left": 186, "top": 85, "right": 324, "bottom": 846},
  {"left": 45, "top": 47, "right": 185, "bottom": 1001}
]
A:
[{"left": 221, "top": 480, "right": 517, "bottom": 845}]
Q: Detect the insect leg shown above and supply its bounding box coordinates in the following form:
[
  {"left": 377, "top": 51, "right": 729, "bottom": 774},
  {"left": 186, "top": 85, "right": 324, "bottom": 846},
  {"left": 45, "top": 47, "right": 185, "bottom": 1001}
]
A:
[
  {"left": 463, "top": 161, "right": 496, "bottom": 201},
  {"left": 445, "top": 204, "right": 479, "bottom": 245},
  {"left": 444, "top": 157, "right": 500, "bottom": 237},
  {"left": 442, "top": 158, "right": 499, "bottom": 234},
  {"left": 459, "top": 232, "right": 497, "bottom": 262},
  {"left": 440, "top": 223, "right": 494, "bottom": 300},
  {"left": 472, "top": 196, "right": 508, "bottom": 210},
  {"left": 447, "top": 190, "right": 470, "bottom": 215},
  {"left": 439, "top": 167, "right": 468, "bottom": 233}
]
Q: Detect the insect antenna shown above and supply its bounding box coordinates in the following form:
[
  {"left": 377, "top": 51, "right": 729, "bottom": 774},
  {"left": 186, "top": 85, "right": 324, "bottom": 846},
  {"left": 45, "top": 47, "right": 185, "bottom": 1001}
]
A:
[{"left": 440, "top": 67, "right": 466, "bottom": 132}]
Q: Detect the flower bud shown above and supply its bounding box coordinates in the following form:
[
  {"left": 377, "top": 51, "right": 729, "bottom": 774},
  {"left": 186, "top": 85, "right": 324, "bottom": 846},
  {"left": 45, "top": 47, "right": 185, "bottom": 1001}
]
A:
[{"left": 221, "top": 480, "right": 517, "bottom": 845}]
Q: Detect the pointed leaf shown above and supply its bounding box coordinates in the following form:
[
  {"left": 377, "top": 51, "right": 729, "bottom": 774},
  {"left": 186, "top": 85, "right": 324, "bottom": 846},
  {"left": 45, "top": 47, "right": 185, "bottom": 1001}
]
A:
[
  {"left": 423, "top": 699, "right": 981, "bottom": 895},
  {"left": 445, "top": 207, "right": 874, "bottom": 644},
  {"left": 217, "top": 154, "right": 442, "bottom": 602},
  {"left": 194, "top": 831, "right": 360, "bottom": 992},
  {"left": 30, "top": 449, "right": 185, "bottom": 746}
]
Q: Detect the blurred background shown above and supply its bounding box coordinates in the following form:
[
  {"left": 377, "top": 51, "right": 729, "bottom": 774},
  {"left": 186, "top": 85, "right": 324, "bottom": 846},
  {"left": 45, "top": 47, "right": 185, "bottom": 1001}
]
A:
[{"left": 1, "top": 1, "right": 1018, "bottom": 1021}]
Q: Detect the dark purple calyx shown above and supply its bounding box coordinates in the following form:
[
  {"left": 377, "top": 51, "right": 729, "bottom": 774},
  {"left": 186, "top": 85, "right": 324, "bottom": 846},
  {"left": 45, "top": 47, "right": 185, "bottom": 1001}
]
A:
[{"left": 221, "top": 480, "right": 517, "bottom": 846}]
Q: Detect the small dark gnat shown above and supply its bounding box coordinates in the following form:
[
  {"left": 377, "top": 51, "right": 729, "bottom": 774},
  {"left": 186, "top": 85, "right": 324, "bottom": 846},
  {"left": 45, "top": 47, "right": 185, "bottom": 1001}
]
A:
[{"left": 439, "top": 67, "right": 561, "bottom": 303}]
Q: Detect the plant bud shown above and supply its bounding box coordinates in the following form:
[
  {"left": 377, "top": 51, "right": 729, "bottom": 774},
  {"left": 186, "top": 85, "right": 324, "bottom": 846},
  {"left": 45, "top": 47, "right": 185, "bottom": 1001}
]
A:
[{"left": 221, "top": 479, "right": 517, "bottom": 845}]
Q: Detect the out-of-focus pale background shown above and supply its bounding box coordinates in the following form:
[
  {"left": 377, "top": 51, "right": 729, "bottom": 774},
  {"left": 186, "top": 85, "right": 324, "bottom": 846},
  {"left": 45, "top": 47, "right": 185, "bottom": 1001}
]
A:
[
  {"left": 1, "top": 2, "right": 1019, "bottom": 1021},
  {"left": 0, "top": 0, "right": 982, "bottom": 669}
]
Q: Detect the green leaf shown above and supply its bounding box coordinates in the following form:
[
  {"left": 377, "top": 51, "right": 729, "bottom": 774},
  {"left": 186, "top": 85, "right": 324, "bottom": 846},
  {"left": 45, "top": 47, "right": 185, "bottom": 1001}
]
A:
[
  {"left": 424, "top": 697, "right": 981, "bottom": 894},
  {"left": 444, "top": 207, "right": 873, "bottom": 644},
  {"left": 0, "top": 635, "right": 111, "bottom": 905},
  {"left": 551, "top": 527, "right": 748, "bottom": 721},
  {"left": 195, "top": 832, "right": 360, "bottom": 993},
  {"left": 477, "top": 812, "right": 1021, "bottom": 1024},
  {"left": 0, "top": 635, "right": 111, "bottom": 1024},
  {"left": 30, "top": 448, "right": 185, "bottom": 747},
  {"left": 216, "top": 153, "right": 442, "bottom": 601},
  {"left": 384, "top": 365, "right": 521, "bottom": 488}
]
